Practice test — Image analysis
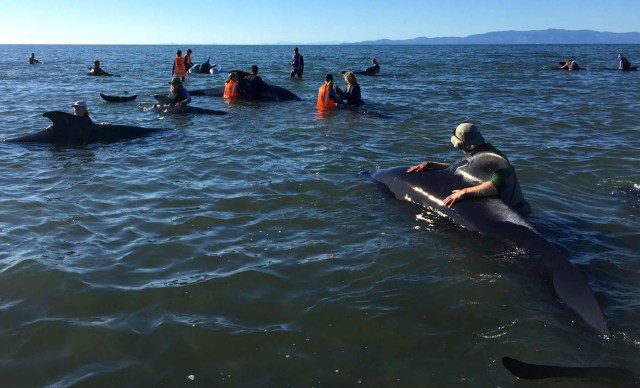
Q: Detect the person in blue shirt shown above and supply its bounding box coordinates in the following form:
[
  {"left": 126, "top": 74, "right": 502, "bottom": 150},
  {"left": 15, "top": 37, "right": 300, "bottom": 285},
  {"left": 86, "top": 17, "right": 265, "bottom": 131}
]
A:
[{"left": 290, "top": 47, "right": 304, "bottom": 78}]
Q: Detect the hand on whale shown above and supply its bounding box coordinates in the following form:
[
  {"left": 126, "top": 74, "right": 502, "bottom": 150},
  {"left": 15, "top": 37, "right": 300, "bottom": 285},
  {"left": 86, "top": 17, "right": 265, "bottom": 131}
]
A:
[
  {"left": 5, "top": 111, "right": 164, "bottom": 145},
  {"left": 371, "top": 158, "right": 608, "bottom": 336}
]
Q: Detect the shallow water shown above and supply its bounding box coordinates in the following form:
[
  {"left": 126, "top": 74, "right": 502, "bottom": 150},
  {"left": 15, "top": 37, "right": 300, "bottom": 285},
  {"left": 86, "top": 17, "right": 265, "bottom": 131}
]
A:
[{"left": 1, "top": 44, "right": 639, "bottom": 386}]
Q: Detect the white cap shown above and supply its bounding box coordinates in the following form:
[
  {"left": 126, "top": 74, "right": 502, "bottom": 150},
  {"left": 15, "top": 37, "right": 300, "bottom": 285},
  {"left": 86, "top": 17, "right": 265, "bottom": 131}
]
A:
[{"left": 71, "top": 100, "right": 88, "bottom": 109}]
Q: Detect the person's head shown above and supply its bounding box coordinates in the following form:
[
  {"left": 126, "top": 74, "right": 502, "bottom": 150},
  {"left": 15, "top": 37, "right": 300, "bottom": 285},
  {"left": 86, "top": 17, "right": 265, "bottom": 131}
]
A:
[
  {"left": 71, "top": 100, "right": 88, "bottom": 117},
  {"left": 250, "top": 65, "right": 259, "bottom": 74},
  {"left": 450, "top": 123, "right": 486, "bottom": 153},
  {"left": 169, "top": 77, "right": 183, "bottom": 88},
  {"left": 93, "top": 60, "right": 100, "bottom": 67},
  {"left": 176, "top": 49, "right": 182, "bottom": 56},
  {"left": 30, "top": 53, "right": 35, "bottom": 58},
  {"left": 294, "top": 47, "right": 299, "bottom": 53},
  {"left": 187, "top": 49, "right": 192, "bottom": 54},
  {"left": 324, "top": 73, "right": 334, "bottom": 85},
  {"left": 372, "top": 58, "right": 378, "bottom": 64},
  {"left": 227, "top": 72, "right": 238, "bottom": 81},
  {"left": 343, "top": 71, "right": 357, "bottom": 85},
  {"left": 618, "top": 53, "right": 623, "bottom": 59}
]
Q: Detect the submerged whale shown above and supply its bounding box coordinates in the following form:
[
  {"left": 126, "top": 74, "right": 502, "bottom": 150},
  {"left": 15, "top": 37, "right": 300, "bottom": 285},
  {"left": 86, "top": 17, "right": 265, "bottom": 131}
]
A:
[
  {"left": 5, "top": 111, "right": 164, "bottom": 145},
  {"left": 371, "top": 152, "right": 608, "bottom": 336}
]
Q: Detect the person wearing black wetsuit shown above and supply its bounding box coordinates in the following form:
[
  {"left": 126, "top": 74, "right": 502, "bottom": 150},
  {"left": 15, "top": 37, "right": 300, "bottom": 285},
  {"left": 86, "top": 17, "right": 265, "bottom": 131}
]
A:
[{"left": 336, "top": 71, "right": 364, "bottom": 107}]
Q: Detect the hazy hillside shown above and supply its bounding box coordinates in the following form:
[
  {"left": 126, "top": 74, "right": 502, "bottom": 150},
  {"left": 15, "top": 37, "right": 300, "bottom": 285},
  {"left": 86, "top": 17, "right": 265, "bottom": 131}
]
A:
[{"left": 346, "top": 29, "right": 640, "bottom": 45}]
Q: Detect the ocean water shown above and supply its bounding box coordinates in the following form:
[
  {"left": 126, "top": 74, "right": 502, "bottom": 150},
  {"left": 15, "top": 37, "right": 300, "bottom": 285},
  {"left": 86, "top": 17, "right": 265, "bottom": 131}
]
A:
[{"left": 0, "top": 44, "right": 639, "bottom": 386}]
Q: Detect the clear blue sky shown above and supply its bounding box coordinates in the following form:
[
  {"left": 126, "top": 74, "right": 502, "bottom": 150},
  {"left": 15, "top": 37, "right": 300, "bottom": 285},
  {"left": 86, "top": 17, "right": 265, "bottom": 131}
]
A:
[{"left": 3, "top": 0, "right": 638, "bottom": 45}]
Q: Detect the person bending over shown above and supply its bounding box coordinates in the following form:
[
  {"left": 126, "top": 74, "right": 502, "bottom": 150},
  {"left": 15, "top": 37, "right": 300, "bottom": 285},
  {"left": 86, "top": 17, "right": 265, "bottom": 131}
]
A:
[{"left": 407, "top": 123, "right": 530, "bottom": 215}]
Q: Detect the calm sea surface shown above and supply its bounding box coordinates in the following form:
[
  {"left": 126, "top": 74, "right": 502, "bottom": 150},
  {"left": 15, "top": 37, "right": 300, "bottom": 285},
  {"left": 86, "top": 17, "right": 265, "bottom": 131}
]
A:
[{"left": 0, "top": 44, "right": 639, "bottom": 386}]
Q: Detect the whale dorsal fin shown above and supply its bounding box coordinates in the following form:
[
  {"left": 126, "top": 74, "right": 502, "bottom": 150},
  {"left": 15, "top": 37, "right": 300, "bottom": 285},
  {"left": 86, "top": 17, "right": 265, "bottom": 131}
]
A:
[{"left": 42, "top": 111, "right": 88, "bottom": 132}]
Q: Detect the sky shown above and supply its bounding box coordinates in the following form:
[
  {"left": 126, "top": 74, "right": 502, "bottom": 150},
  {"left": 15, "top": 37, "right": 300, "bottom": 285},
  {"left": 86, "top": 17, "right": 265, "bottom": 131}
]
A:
[{"left": 2, "top": 0, "right": 639, "bottom": 45}]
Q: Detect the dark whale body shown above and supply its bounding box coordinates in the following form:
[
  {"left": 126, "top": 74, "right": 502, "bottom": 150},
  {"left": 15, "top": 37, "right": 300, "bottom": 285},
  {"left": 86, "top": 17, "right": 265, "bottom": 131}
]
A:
[
  {"left": 215, "top": 70, "right": 301, "bottom": 102},
  {"left": 6, "top": 111, "right": 164, "bottom": 145},
  {"left": 371, "top": 152, "right": 608, "bottom": 336},
  {"left": 100, "top": 93, "right": 137, "bottom": 102}
]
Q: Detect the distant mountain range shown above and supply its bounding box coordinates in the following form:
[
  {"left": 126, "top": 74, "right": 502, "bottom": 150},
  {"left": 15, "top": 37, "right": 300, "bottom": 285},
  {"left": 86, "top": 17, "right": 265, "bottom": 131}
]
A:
[{"left": 345, "top": 29, "right": 640, "bottom": 45}]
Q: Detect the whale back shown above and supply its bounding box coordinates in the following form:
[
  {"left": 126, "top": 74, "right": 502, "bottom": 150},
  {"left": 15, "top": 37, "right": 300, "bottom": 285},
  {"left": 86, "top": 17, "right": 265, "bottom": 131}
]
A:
[{"left": 371, "top": 163, "right": 609, "bottom": 335}]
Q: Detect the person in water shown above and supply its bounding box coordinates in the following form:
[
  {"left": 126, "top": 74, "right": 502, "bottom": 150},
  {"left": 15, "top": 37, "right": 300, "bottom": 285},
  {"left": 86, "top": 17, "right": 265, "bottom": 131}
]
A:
[
  {"left": 559, "top": 58, "right": 579, "bottom": 70},
  {"left": 336, "top": 71, "right": 364, "bottom": 107},
  {"left": 618, "top": 53, "right": 632, "bottom": 71},
  {"left": 172, "top": 49, "right": 187, "bottom": 82},
  {"left": 71, "top": 100, "right": 93, "bottom": 124},
  {"left": 316, "top": 73, "right": 343, "bottom": 110},
  {"left": 28, "top": 53, "right": 41, "bottom": 64},
  {"left": 184, "top": 49, "right": 194, "bottom": 72},
  {"left": 223, "top": 72, "right": 241, "bottom": 99},
  {"left": 290, "top": 47, "right": 304, "bottom": 78},
  {"left": 88, "top": 60, "right": 111, "bottom": 76},
  {"left": 239, "top": 65, "right": 267, "bottom": 100},
  {"left": 407, "top": 123, "right": 530, "bottom": 215},
  {"left": 153, "top": 78, "right": 191, "bottom": 111},
  {"left": 366, "top": 58, "right": 380, "bottom": 74}
]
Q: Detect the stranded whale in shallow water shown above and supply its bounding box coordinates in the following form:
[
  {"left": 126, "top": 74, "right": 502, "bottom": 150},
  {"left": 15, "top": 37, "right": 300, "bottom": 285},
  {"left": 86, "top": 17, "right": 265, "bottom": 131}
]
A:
[
  {"left": 371, "top": 151, "right": 608, "bottom": 336},
  {"left": 190, "top": 70, "right": 300, "bottom": 102},
  {"left": 5, "top": 111, "right": 164, "bottom": 145}
]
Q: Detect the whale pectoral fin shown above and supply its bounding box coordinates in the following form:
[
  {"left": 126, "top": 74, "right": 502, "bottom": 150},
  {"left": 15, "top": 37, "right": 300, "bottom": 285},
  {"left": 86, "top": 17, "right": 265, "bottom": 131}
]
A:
[
  {"left": 549, "top": 258, "right": 608, "bottom": 335},
  {"left": 502, "top": 357, "right": 636, "bottom": 382}
]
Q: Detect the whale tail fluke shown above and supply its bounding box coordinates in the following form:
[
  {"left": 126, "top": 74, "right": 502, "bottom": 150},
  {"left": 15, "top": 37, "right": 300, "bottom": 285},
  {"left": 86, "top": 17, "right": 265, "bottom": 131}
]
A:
[{"left": 502, "top": 357, "right": 635, "bottom": 383}]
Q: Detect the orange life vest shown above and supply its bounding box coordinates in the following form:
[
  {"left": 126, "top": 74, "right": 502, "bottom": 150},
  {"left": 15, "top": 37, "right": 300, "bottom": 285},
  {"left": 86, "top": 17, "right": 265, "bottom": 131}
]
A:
[
  {"left": 173, "top": 56, "right": 186, "bottom": 78},
  {"left": 184, "top": 53, "right": 193, "bottom": 69},
  {"left": 224, "top": 80, "right": 240, "bottom": 98},
  {"left": 316, "top": 84, "right": 335, "bottom": 110}
]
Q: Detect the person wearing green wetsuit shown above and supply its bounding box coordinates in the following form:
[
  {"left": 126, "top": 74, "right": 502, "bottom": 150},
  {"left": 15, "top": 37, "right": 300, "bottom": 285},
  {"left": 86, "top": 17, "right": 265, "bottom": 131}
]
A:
[{"left": 407, "top": 123, "right": 530, "bottom": 215}]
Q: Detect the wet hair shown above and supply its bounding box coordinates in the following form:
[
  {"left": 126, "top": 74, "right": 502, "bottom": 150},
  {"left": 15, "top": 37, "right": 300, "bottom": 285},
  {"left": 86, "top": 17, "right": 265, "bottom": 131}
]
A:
[
  {"left": 343, "top": 71, "right": 357, "bottom": 85},
  {"left": 372, "top": 58, "right": 378, "bottom": 64}
]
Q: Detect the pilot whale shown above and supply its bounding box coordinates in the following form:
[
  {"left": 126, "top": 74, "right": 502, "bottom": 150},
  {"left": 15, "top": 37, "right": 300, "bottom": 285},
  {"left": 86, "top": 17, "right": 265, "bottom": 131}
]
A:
[
  {"left": 371, "top": 152, "right": 608, "bottom": 336},
  {"left": 5, "top": 111, "right": 164, "bottom": 145}
]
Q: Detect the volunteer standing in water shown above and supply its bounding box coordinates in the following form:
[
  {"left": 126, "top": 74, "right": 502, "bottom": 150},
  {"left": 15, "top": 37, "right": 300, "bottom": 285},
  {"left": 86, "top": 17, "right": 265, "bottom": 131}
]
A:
[
  {"left": 172, "top": 50, "right": 187, "bottom": 82},
  {"left": 290, "top": 47, "right": 304, "bottom": 78}
]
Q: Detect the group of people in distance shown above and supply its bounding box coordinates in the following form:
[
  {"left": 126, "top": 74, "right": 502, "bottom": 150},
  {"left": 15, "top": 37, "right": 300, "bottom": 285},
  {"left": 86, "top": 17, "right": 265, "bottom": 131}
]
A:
[
  {"left": 25, "top": 46, "right": 575, "bottom": 220},
  {"left": 558, "top": 52, "right": 633, "bottom": 70}
]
